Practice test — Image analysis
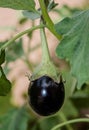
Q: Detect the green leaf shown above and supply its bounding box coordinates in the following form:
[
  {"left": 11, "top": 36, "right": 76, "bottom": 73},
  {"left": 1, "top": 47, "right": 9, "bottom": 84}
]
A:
[
  {"left": 55, "top": 9, "right": 89, "bottom": 89},
  {"left": 0, "top": 106, "right": 29, "bottom": 130},
  {"left": 6, "top": 39, "right": 24, "bottom": 62},
  {"left": 0, "top": 0, "right": 35, "bottom": 11},
  {"left": 23, "top": 10, "right": 41, "bottom": 20},
  {"left": 0, "top": 50, "right": 5, "bottom": 65},
  {"left": 0, "top": 67, "right": 11, "bottom": 96}
]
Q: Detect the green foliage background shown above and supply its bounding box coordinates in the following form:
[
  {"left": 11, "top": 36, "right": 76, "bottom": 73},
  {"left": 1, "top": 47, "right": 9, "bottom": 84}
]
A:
[{"left": 0, "top": 0, "right": 89, "bottom": 130}]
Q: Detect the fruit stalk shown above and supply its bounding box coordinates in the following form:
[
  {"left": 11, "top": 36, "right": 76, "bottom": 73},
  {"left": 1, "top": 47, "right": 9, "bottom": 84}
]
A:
[{"left": 40, "top": 26, "right": 51, "bottom": 63}]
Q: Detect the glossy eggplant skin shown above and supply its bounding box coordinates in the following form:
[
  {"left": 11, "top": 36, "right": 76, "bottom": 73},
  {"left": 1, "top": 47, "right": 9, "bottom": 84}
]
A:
[{"left": 28, "top": 75, "right": 65, "bottom": 116}]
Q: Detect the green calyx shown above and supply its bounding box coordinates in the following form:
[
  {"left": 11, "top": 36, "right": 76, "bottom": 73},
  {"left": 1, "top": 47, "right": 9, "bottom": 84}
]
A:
[
  {"left": 30, "top": 26, "right": 60, "bottom": 82},
  {"left": 31, "top": 59, "right": 59, "bottom": 82}
]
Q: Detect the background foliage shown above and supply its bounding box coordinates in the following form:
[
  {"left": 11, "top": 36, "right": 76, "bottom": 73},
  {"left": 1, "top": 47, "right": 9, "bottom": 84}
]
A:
[{"left": 0, "top": 0, "right": 89, "bottom": 130}]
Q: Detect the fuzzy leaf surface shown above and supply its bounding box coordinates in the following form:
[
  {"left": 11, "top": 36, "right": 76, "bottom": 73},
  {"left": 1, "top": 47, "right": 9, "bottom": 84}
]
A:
[
  {"left": 55, "top": 9, "right": 89, "bottom": 88},
  {"left": 0, "top": 0, "right": 35, "bottom": 11}
]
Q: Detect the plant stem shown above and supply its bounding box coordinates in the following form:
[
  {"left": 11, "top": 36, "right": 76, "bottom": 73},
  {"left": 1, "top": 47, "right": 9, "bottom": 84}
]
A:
[
  {"left": 40, "top": 27, "right": 50, "bottom": 63},
  {"left": 38, "top": 0, "right": 62, "bottom": 40},
  {"left": 51, "top": 118, "right": 89, "bottom": 130},
  {"left": 0, "top": 24, "right": 45, "bottom": 51},
  {"left": 59, "top": 112, "right": 73, "bottom": 130}
]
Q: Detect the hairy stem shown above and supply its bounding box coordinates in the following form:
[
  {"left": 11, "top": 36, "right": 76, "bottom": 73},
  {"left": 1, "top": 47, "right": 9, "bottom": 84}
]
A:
[
  {"left": 38, "top": 0, "right": 62, "bottom": 40},
  {"left": 0, "top": 24, "right": 45, "bottom": 51}
]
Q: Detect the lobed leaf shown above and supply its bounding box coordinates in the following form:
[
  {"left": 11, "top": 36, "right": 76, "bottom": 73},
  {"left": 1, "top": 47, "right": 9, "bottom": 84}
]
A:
[{"left": 55, "top": 9, "right": 89, "bottom": 88}]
